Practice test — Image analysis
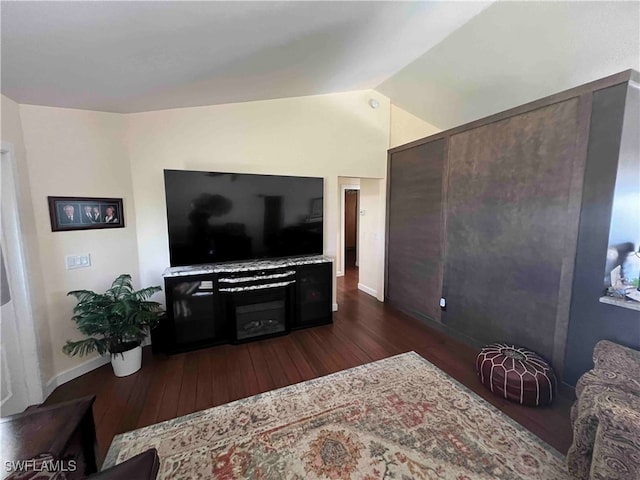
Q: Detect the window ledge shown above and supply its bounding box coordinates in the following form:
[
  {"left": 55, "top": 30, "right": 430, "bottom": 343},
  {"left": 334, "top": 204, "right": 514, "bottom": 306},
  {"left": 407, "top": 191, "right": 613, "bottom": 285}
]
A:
[{"left": 599, "top": 295, "right": 640, "bottom": 312}]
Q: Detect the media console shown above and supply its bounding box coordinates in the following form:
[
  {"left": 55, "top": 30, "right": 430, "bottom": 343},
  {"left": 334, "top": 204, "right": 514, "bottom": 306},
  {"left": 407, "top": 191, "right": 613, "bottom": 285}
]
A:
[{"left": 152, "top": 255, "right": 333, "bottom": 354}]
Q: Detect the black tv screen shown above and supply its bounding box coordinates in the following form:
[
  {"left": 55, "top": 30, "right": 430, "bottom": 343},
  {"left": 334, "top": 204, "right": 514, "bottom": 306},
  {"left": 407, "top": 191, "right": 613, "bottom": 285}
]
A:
[{"left": 164, "top": 170, "right": 324, "bottom": 266}]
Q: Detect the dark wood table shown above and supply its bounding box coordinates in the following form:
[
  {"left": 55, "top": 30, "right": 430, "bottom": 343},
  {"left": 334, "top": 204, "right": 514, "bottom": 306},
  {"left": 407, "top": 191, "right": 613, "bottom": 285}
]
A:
[{"left": 0, "top": 395, "right": 98, "bottom": 479}]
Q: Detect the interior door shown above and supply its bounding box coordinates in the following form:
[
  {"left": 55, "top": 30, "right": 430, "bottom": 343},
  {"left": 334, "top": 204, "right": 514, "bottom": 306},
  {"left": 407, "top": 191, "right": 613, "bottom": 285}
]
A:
[
  {"left": 0, "top": 244, "right": 30, "bottom": 416},
  {"left": 1, "top": 147, "right": 41, "bottom": 416}
]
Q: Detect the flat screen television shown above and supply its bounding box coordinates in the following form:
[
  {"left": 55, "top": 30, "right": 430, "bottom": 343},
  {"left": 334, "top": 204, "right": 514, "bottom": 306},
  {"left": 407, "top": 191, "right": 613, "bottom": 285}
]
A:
[{"left": 164, "top": 170, "right": 324, "bottom": 266}]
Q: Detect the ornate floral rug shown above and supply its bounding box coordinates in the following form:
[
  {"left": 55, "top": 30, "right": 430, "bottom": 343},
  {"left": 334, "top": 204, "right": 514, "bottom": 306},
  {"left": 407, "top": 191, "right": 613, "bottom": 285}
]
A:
[{"left": 104, "top": 352, "right": 569, "bottom": 479}]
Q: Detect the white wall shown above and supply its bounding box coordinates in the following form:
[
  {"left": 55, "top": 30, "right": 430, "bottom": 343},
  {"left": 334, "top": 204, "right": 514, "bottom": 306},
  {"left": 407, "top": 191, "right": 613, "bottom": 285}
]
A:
[
  {"left": 127, "top": 90, "right": 390, "bottom": 307},
  {"left": 19, "top": 105, "right": 140, "bottom": 379},
  {"left": 389, "top": 105, "right": 440, "bottom": 148},
  {"left": 357, "top": 178, "right": 385, "bottom": 300}
]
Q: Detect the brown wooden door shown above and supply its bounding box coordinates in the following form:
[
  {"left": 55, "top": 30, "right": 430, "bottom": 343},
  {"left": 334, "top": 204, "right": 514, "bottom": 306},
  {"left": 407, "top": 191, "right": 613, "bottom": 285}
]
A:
[
  {"left": 345, "top": 190, "right": 358, "bottom": 249},
  {"left": 386, "top": 139, "right": 446, "bottom": 322},
  {"left": 442, "top": 98, "right": 582, "bottom": 361}
]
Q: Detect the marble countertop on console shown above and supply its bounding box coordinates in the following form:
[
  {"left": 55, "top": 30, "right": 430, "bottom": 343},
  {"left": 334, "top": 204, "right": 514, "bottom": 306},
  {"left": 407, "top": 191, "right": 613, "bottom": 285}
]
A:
[{"left": 163, "top": 255, "right": 333, "bottom": 277}]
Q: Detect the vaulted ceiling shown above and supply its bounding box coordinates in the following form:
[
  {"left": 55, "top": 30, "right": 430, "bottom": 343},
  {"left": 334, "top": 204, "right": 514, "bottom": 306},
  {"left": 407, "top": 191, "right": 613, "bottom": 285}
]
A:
[
  {"left": 2, "top": 1, "right": 638, "bottom": 129},
  {"left": 1, "top": 1, "right": 490, "bottom": 113},
  {"left": 377, "top": 1, "right": 640, "bottom": 129}
]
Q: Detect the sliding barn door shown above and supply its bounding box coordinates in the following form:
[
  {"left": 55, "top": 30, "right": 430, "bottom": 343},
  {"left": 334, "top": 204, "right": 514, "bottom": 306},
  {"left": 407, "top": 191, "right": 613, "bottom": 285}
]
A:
[
  {"left": 442, "top": 99, "right": 583, "bottom": 362},
  {"left": 386, "top": 139, "right": 445, "bottom": 322}
]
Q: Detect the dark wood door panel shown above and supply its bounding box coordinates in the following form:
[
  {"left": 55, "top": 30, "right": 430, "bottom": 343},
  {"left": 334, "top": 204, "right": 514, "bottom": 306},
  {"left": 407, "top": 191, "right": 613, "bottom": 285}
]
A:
[
  {"left": 442, "top": 99, "right": 581, "bottom": 361},
  {"left": 387, "top": 139, "right": 445, "bottom": 321}
]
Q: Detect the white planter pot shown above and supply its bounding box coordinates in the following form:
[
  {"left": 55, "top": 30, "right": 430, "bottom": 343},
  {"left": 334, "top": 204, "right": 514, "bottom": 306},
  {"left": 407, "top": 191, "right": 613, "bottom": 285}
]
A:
[{"left": 110, "top": 345, "right": 142, "bottom": 377}]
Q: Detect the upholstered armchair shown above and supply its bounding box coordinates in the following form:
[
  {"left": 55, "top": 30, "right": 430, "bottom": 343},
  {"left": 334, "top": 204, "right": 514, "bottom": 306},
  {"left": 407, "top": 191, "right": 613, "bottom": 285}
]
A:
[{"left": 567, "top": 340, "right": 640, "bottom": 480}]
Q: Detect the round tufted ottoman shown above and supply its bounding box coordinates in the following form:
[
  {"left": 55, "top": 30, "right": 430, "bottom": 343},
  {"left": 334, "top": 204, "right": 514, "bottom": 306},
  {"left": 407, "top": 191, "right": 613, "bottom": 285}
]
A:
[{"left": 476, "top": 343, "right": 557, "bottom": 406}]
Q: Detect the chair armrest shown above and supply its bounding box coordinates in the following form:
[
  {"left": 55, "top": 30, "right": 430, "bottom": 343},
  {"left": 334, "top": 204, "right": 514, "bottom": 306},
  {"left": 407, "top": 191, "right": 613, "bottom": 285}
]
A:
[
  {"left": 593, "top": 340, "right": 640, "bottom": 378},
  {"left": 590, "top": 391, "right": 640, "bottom": 480},
  {"left": 567, "top": 389, "right": 640, "bottom": 480},
  {"left": 575, "top": 369, "right": 640, "bottom": 399}
]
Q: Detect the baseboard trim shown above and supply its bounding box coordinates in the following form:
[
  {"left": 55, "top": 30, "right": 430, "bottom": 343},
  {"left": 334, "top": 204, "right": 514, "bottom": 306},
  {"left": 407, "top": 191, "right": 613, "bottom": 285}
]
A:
[
  {"left": 336, "top": 271, "right": 344, "bottom": 277},
  {"left": 357, "top": 283, "right": 378, "bottom": 298},
  {"left": 44, "top": 355, "right": 111, "bottom": 400},
  {"left": 332, "top": 303, "right": 339, "bottom": 312},
  {"left": 392, "top": 303, "right": 485, "bottom": 352},
  {"left": 43, "top": 335, "right": 156, "bottom": 399}
]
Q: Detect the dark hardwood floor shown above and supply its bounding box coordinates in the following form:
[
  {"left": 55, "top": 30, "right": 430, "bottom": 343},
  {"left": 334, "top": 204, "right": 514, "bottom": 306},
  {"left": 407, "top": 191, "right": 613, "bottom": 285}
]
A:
[{"left": 44, "top": 267, "right": 574, "bottom": 466}]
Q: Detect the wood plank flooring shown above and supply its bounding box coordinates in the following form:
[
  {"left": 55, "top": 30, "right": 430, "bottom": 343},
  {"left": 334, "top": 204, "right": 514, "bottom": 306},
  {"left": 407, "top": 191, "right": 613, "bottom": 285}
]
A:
[{"left": 44, "top": 266, "right": 574, "bottom": 466}]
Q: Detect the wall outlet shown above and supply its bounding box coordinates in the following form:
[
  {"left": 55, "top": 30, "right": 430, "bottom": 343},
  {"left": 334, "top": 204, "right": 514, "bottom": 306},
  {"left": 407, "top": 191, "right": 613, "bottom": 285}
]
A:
[
  {"left": 439, "top": 297, "right": 446, "bottom": 309},
  {"left": 66, "top": 254, "right": 91, "bottom": 270}
]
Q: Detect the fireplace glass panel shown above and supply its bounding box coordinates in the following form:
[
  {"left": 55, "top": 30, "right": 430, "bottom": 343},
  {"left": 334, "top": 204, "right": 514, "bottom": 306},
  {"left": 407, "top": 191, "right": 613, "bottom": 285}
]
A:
[{"left": 235, "top": 300, "right": 286, "bottom": 340}]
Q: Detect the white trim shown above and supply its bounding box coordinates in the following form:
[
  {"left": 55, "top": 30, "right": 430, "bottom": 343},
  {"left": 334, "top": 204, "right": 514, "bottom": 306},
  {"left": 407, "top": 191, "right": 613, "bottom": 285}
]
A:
[
  {"left": 1, "top": 143, "right": 44, "bottom": 406},
  {"left": 44, "top": 337, "right": 151, "bottom": 398},
  {"left": 340, "top": 183, "right": 360, "bottom": 277},
  {"left": 332, "top": 303, "right": 338, "bottom": 312},
  {"left": 357, "top": 283, "right": 378, "bottom": 298},
  {"left": 44, "top": 355, "right": 111, "bottom": 399}
]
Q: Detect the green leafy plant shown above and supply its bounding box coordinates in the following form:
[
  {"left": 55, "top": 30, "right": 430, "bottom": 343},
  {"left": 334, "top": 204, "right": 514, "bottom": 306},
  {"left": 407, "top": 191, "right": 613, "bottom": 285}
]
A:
[{"left": 63, "top": 274, "right": 164, "bottom": 357}]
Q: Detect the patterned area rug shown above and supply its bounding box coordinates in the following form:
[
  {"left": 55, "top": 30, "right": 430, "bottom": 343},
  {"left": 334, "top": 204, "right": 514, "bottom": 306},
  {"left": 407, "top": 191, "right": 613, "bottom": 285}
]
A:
[{"left": 104, "top": 352, "right": 569, "bottom": 479}]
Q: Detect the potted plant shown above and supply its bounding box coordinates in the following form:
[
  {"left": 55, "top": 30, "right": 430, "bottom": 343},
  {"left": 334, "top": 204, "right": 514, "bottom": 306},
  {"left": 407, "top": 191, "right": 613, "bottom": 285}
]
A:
[{"left": 63, "top": 274, "right": 164, "bottom": 377}]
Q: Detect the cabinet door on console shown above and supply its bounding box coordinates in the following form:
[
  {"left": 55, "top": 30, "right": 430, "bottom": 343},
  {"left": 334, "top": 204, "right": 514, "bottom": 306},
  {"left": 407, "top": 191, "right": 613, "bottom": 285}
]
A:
[
  {"left": 163, "top": 275, "right": 226, "bottom": 352},
  {"left": 386, "top": 139, "right": 446, "bottom": 322},
  {"left": 294, "top": 263, "right": 333, "bottom": 328}
]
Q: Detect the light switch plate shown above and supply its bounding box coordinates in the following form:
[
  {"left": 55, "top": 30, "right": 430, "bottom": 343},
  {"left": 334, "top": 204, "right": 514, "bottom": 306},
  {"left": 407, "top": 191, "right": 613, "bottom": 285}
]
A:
[{"left": 66, "top": 254, "right": 91, "bottom": 270}]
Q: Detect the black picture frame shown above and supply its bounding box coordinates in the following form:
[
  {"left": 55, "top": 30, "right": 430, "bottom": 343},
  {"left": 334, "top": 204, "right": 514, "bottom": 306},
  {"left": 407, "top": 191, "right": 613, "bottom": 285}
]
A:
[{"left": 48, "top": 196, "right": 125, "bottom": 232}]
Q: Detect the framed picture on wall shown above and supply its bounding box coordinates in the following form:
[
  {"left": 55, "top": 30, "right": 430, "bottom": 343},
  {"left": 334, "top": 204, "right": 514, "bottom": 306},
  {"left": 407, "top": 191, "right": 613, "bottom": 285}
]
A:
[{"left": 48, "top": 196, "right": 125, "bottom": 232}]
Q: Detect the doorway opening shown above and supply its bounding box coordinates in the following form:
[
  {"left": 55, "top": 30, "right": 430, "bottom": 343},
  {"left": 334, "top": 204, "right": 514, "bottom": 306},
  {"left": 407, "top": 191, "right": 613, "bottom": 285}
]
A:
[
  {"left": 344, "top": 189, "right": 359, "bottom": 273},
  {"left": 338, "top": 180, "right": 360, "bottom": 285},
  {"left": 337, "top": 178, "right": 384, "bottom": 301}
]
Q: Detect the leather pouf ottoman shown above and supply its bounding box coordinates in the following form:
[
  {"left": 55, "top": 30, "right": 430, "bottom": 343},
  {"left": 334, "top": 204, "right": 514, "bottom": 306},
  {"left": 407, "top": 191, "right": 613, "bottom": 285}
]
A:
[{"left": 476, "top": 343, "right": 557, "bottom": 406}]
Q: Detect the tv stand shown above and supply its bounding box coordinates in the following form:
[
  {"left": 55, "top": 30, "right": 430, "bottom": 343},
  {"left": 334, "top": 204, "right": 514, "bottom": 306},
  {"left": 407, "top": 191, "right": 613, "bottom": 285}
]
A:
[{"left": 152, "top": 255, "right": 333, "bottom": 354}]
